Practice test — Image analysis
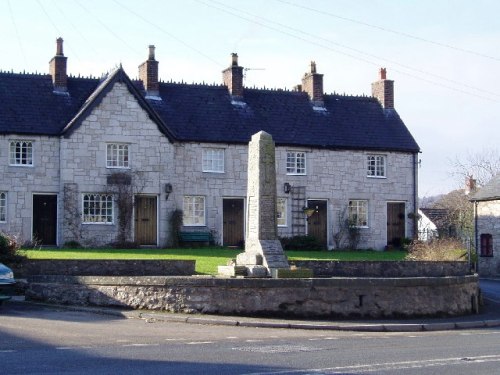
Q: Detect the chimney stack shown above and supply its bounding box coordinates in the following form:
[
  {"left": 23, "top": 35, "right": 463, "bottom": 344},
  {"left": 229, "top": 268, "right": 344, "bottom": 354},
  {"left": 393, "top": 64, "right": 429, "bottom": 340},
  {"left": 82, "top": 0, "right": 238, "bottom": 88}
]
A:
[
  {"left": 139, "top": 45, "right": 159, "bottom": 97},
  {"left": 301, "top": 61, "right": 324, "bottom": 105},
  {"left": 371, "top": 68, "right": 394, "bottom": 109},
  {"left": 465, "top": 175, "right": 477, "bottom": 195},
  {"left": 222, "top": 53, "right": 244, "bottom": 98},
  {"left": 49, "top": 37, "right": 67, "bottom": 92}
]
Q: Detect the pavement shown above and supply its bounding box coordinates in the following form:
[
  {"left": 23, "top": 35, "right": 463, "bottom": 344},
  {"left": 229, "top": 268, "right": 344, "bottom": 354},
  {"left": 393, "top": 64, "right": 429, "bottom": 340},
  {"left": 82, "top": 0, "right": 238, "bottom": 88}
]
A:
[{"left": 7, "top": 291, "right": 500, "bottom": 333}]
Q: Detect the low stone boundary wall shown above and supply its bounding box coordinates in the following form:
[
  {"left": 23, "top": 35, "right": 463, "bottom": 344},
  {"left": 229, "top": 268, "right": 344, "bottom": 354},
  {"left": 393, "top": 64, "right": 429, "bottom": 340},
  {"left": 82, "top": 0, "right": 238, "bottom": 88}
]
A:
[
  {"left": 14, "top": 260, "right": 195, "bottom": 278},
  {"left": 293, "top": 261, "right": 470, "bottom": 277},
  {"left": 26, "top": 275, "right": 479, "bottom": 319}
]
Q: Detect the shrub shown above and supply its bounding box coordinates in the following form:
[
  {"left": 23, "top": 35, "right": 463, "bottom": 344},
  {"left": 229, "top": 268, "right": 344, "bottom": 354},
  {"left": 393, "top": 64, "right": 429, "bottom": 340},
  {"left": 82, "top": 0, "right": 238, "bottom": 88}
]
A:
[
  {"left": 280, "top": 235, "right": 324, "bottom": 251},
  {"left": 63, "top": 240, "right": 82, "bottom": 249},
  {"left": 0, "top": 231, "right": 24, "bottom": 263},
  {"left": 405, "top": 238, "right": 467, "bottom": 261}
]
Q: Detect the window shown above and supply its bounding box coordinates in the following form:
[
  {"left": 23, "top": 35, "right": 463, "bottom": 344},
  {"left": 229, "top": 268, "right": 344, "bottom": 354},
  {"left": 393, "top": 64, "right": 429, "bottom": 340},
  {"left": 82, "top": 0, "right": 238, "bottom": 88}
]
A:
[
  {"left": 202, "top": 148, "right": 224, "bottom": 173},
  {"left": 277, "top": 198, "right": 287, "bottom": 227},
  {"left": 106, "top": 143, "right": 129, "bottom": 168},
  {"left": 183, "top": 196, "right": 205, "bottom": 226},
  {"left": 0, "top": 192, "right": 6, "bottom": 222},
  {"left": 348, "top": 200, "right": 368, "bottom": 227},
  {"left": 367, "top": 155, "right": 386, "bottom": 177},
  {"left": 286, "top": 151, "right": 306, "bottom": 175},
  {"left": 480, "top": 233, "right": 493, "bottom": 257},
  {"left": 82, "top": 194, "right": 114, "bottom": 224},
  {"left": 10, "top": 140, "right": 33, "bottom": 166}
]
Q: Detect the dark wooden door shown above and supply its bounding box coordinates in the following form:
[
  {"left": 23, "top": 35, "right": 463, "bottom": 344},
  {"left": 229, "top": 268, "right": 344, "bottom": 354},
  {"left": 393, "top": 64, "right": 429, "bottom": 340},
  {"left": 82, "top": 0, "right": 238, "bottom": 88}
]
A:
[
  {"left": 387, "top": 202, "right": 406, "bottom": 247},
  {"left": 135, "top": 196, "right": 157, "bottom": 246},
  {"left": 33, "top": 194, "right": 57, "bottom": 245},
  {"left": 223, "top": 199, "right": 244, "bottom": 247},
  {"left": 307, "top": 200, "right": 327, "bottom": 248}
]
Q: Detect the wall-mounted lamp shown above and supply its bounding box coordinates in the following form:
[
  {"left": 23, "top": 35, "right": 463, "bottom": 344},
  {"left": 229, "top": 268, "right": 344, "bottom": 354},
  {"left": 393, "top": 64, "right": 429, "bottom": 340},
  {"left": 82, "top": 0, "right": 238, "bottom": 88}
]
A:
[
  {"left": 284, "top": 182, "right": 292, "bottom": 194},
  {"left": 165, "top": 183, "right": 173, "bottom": 200}
]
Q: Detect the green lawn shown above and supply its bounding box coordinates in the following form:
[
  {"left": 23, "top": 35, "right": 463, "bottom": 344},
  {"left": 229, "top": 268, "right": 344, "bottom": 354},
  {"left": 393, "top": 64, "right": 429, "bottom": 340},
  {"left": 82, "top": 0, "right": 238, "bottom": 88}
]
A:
[{"left": 19, "top": 248, "right": 407, "bottom": 275}]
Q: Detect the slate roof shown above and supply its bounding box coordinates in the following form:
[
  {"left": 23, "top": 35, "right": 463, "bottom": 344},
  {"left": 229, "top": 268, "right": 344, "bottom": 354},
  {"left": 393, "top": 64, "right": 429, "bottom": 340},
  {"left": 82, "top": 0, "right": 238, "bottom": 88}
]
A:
[
  {"left": 470, "top": 174, "right": 500, "bottom": 202},
  {"left": 0, "top": 68, "right": 420, "bottom": 153}
]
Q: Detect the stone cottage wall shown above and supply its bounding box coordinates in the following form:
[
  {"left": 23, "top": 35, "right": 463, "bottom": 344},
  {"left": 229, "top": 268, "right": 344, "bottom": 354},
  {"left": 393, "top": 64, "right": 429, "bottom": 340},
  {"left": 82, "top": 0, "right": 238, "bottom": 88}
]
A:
[
  {"left": 477, "top": 200, "right": 500, "bottom": 276},
  {"left": 60, "top": 82, "right": 175, "bottom": 247},
  {"left": 174, "top": 143, "right": 416, "bottom": 250},
  {"left": 0, "top": 136, "right": 60, "bottom": 244}
]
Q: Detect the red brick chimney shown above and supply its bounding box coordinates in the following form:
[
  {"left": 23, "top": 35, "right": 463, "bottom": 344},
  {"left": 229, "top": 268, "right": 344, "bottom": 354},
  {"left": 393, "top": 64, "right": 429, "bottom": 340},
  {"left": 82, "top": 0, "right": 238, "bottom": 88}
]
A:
[
  {"left": 301, "top": 61, "right": 324, "bottom": 105},
  {"left": 139, "top": 45, "right": 159, "bottom": 96},
  {"left": 49, "top": 37, "right": 67, "bottom": 92},
  {"left": 222, "top": 53, "right": 244, "bottom": 98},
  {"left": 371, "top": 68, "right": 394, "bottom": 109},
  {"left": 465, "top": 175, "right": 477, "bottom": 195}
]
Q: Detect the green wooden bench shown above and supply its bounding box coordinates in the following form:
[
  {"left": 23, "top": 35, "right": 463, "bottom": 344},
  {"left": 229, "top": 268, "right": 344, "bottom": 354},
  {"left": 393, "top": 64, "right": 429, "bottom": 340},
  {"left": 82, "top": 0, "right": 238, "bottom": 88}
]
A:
[{"left": 179, "top": 231, "right": 212, "bottom": 245}]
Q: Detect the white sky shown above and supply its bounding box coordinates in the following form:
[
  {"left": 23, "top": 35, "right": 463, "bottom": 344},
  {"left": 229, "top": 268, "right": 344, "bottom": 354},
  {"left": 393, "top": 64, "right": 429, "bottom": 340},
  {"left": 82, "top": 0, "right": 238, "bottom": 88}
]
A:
[{"left": 1, "top": 0, "right": 498, "bottom": 197}]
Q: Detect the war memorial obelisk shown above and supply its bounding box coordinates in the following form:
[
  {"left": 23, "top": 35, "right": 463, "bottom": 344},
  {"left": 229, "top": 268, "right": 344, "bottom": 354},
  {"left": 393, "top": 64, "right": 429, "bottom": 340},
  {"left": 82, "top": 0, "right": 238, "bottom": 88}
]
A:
[{"left": 235, "top": 131, "right": 289, "bottom": 276}]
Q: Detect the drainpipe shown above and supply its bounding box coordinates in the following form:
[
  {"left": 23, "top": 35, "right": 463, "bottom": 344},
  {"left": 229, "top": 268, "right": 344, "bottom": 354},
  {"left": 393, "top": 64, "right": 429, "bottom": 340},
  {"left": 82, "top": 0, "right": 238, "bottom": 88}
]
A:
[
  {"left": 474, "top": 201, "right": 479, "bottom": 273},
  {"left": 412, "top": 153, "right": 418, "bottom": 240}
]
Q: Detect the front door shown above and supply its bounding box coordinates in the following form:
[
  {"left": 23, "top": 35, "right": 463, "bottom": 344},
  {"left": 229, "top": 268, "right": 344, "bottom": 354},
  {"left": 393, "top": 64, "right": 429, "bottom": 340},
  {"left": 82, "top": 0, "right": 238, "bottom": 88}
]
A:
[
  {"left": 387, "top": 202, "right": 406, "bottom": 247},
  {"left": 307, "top": 200, "right": 327, "bottom": 249},
  {"left": 223, "top": 199, "right": 244, "bottom": 247},
  {"left": 33, "top": 194, "right": 57, "bottom": 245},
  {"left": 135, "top": 196, "right": 157, "bottom": 246}
]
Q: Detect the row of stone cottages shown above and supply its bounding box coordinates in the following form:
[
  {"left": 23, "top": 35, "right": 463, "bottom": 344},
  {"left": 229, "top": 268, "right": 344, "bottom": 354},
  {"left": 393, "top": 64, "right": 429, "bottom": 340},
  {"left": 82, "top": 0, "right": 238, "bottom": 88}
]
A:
[{"left": 0, "top": 38, "right": 420, "bottom": 250}]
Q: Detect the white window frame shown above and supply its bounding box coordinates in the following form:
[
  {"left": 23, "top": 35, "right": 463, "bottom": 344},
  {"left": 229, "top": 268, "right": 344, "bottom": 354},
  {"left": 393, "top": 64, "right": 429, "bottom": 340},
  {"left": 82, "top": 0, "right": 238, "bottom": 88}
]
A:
[
  {"left": 106, "top": 143, "right": 130, "bottom": 168},
  {"left": 348, "top": 200, "right": 368, "bottom": 228},
  {"left": 0, "top": 192, "right": 6, "bottom": 222},
  {"left": 202, "top": 148, "right": 225, "bottom": 173},
  {"left": 183, "top": 196, "right": 206, "bottom": 226},
  {"left": 286, "top": 151, "right": 306, "bottom": 175},
  {"left": 367, "top": 154, "right": 386, "bottom": 178},
  {"left": 9, "top": 140, "right": 33, "bottom": 166},
  {"left": 277, "top": 197, "right": 287, "bottom": 227},
  {"left": 82, "top": 194, "right": 114, "bottom": 224}
]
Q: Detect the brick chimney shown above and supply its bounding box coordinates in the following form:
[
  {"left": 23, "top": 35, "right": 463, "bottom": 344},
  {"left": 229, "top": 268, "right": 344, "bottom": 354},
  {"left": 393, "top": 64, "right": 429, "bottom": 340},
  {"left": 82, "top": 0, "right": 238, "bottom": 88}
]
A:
[
  {"left": 139, "top": 45, "right": 159, "bottom": 97},
  {"left": 371, "top": 68, "right": 394, "bottom": 109},
  {"left": 49, "top": 37, "right": 67, "bottom": 92},
  {"left": 465, "top": 175, "right": 477, "bottom": 195},
  {"left": 301, "top": 61, "right": 323, "bottom": 105},
  {"left": 222, "top": 53, "right": 244, "bottom": 98}
]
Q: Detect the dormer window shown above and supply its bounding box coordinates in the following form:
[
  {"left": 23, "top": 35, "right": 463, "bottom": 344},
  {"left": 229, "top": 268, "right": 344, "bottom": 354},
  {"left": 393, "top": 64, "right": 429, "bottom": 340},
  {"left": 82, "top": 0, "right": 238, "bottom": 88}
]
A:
[{"left": 10, "top": 140, "right": 33, "bottom": 166}]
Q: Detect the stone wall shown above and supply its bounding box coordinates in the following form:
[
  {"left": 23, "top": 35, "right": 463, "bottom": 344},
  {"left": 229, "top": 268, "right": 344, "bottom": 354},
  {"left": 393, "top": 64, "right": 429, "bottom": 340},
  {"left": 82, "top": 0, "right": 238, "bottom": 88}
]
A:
[
  {"left": 293, "top": 260, "right": 470, "bottom": 277},
  {"left": 25, "top": 275, "right": 479, "bottom": 319},
  {"left": 13, "top": 259, "right": 195, "bottom": 278}
]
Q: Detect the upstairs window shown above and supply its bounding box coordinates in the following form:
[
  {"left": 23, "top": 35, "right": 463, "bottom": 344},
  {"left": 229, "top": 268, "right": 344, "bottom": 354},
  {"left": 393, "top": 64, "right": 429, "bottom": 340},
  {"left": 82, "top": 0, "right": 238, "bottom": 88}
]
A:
[
  {"left": 202, "top": 148, "right": 224, "bottom": 173},
  {"left": 0, "top": 192, "right": 6, "bottom": 222},
  {"left": 277, "top": 198, "right": 287, "bottom": 227},
  {"left": 183, "top": 196, "right": 205, "bottom": 226},
  {"left": 480, "top": 233, "right": 493, "bottom": 257},
  {"left": 106, "top": 143, "right": 129, "bottom": 168},
  {"left": 10, "top": 140, "right": 33, "bottom": 166},
  {"left": 286, "top": 151, "right": 306, "bottom": 175},
  {"left": 367, "top": 155, "right": 386, "bottom": 178},
  {"left": 82, "top": 194, "right": 114, "bottom": 224},
  {"left": 348, "top": 200, "right": 368, "bottom": 227}
]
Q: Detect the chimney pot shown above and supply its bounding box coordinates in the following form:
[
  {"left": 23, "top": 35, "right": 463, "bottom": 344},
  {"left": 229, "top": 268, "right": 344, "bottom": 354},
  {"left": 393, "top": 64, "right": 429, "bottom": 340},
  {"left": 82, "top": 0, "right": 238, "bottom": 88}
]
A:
[
  {"left": 231, "top": 53, "right": 238, "bottom": 66},
  {"left": 148, "top": 45, "right": 155, "bottom": 60},
  {"left": 379, "top": 67, "right": 387, "bottom": 80},
  {"left": 56, "top": 37, "right": 64, "bottom": 56}
]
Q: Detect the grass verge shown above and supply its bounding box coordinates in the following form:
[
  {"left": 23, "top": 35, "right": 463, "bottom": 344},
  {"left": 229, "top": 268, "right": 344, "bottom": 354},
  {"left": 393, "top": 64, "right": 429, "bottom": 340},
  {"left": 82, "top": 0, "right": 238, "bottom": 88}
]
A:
[{"left": 19, "top": 248, "right": 407, "bottom": 275}]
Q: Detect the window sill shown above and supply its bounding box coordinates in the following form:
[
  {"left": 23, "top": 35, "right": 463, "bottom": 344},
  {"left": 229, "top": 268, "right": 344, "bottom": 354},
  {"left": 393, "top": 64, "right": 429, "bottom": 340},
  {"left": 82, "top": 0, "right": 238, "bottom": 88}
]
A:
[
  {"left": 202, "top": 171, "right": 225, "bottom": 174},
  {"left": 9, "top": 164, "right": 34, "bottom": 168},
  {"left": 367, "top": 175, "right": 386, "bottom": 179}
]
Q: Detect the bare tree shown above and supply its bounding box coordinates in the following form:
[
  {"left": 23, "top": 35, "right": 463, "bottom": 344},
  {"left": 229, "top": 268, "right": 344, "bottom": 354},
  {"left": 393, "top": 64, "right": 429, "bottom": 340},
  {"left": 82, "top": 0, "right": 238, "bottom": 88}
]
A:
[{"left": 450, "top": 148, "right": 500, "bottom": 188}]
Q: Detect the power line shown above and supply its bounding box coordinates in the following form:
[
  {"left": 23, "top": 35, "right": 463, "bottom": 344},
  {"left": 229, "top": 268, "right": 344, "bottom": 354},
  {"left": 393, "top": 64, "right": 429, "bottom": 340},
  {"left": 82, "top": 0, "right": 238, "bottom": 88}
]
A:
[
  {"left": 277, "top": 0, "right": 500, "bottom": 63},
  {"left": 7, "top": 0, "right": 26, "bottom": 66},
  {"left": 196, "top": 0, "right": 499, "bottom": 102},
  {"left": 111, "top": 0, "right": 224, "bottom": 69}
]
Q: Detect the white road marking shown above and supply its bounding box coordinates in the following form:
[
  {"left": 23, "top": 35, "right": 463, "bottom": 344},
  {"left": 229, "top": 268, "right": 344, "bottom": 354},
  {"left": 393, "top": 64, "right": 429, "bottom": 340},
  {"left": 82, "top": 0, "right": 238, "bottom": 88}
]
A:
[
  {"left": 122, "top": 343, "right": 159, "bottom": 347},
  {"left": 185, "top": 341, "right": 214, "bottom": 345}
]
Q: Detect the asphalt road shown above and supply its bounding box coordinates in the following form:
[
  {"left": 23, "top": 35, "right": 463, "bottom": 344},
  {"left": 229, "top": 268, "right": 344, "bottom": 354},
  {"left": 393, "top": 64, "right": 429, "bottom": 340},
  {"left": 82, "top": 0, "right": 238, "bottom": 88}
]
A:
[{"left": 1, "top": 301, "right": 500, "bottom": 375}]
